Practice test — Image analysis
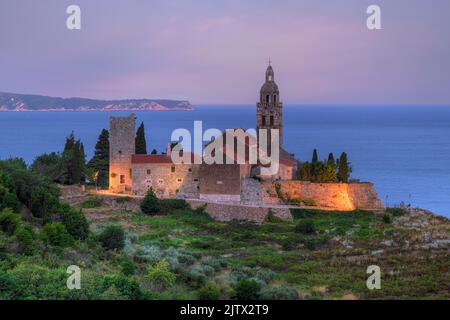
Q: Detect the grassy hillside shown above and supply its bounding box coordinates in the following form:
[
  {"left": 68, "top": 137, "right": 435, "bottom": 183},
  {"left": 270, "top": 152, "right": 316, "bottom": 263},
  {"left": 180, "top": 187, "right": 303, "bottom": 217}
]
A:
[{"left": 1, "top": 191, "right": 448, "bottom": 299}]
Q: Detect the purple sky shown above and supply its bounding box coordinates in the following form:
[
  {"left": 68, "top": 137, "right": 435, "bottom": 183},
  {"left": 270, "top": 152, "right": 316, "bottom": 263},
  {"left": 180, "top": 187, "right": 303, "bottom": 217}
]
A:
[{"left": 1, "top": 0, "right": 450, "bottom": 104}]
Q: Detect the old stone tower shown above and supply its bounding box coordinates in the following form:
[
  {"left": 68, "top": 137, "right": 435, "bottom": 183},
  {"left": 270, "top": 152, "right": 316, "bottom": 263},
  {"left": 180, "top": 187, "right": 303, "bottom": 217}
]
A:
[
  {"left": 109, "top": 114, "right": 136, "bottom": 193},
  {"left": 257, "top": 63, "right": 283, "bottom": 147}
]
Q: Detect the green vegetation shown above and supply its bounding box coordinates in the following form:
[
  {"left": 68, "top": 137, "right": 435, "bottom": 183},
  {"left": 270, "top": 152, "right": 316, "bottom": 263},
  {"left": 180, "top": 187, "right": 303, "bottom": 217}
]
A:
[
  {"left": 0, "top": 157, "right": 448, "bottom": 299},
  {"left": 42, "top": 222, "right": 74, "bottom": 247},
  {"left": 31, "top": 132, "right": 86, "bottom": 185},
  {"left": 135, "top": 122, "right": 147, "bottom": 155},
  {"left": 295, "top": 219, "right": 316, "bottom": 234},
  {"left": 296, "top": 150, "right": 352, "bottom": 183},
  {"left": 140, "top": 188, "right": 161, "bottom": 215},
  {"left": 97, "top": 225, "right": 125, "bottom": 251},
  {"left": 87, "top": 129, "right": 110, "bottom": 188},
  {"left": 80, "top": 197, "right": 104, "bottom": 209}
]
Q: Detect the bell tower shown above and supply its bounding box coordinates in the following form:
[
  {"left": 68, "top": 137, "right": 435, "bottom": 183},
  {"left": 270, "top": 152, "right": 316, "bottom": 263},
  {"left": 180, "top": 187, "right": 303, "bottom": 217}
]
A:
[{"left": 257, "top": 62, "right": 283, "bottom": 148}]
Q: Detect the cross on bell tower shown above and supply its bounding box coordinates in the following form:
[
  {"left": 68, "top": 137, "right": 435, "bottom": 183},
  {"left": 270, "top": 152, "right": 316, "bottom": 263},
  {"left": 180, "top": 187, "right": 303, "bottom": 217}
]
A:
[{"left": 257, "top": 62, "right": 283, "bottom": 149}]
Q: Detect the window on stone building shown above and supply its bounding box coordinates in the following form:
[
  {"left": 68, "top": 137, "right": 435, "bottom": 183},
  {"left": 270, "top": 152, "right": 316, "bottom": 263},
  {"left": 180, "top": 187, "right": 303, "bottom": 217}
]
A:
[
  {"left": 188, "top": 168, "right": 192, "bottom": 172},
  {"left": 194, "top": 178, "right": 199, "bottom": 182},
  {"left": 120, "top": 175, "right": 125, "bottom": 184},
  {"left": 177, "top": 178, "right": 182, "bottom": 183},
  {"left": 262, "top": 115, "right": 266, "bottom": 125},
  {"left": 266, "top": 95, "right": 270, "bottom": 103},
  {"left": 270, "top": 115, "right": 274, "bottom": 126},
  {"left": 158, "top": 179, "right": 164, "bottom": 185},
  {"left": 147, "top": 169, "right": 151, "bottom": 175},
  {"left": 273, "top": 94, "right": 277, "bottom": 103},
  {"left": 171, "top": 166, "right": 176, "bottom": 173}
]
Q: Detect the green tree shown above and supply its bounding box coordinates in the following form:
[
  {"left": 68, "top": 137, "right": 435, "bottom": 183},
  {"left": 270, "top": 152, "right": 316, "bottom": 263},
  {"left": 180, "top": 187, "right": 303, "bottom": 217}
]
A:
[
  {"left": 312, "top": 149, "right": 319, "bottom": 164},
  {"left": 0, "top": 184, "right": 20, "bottom": 212},
  {"left": 42, "top": 222, "right": 74, "bottom": 247},
  {"left": 0, "top": 208, "right": 21, "bottom": 235},
  {"left": 140, "top": 188, "right": 161, "bottom": 215},
  {"left": 151, "top": 149, "right": 158, "bottom": 155},
  {"left": 135, "top": 122, "right": 147, "bottom": 154},
  {"left": 337, "top": 152, "right": 352, "bottom": 183},
  {"left": 60, "top": 132, "right": 86, "bottom": 185},
  {"left": 296, "top": 162, "right": 311, "bottom": 181},
  {"left": 31, "top": 152, "right": 64, "bottom": 182},
  {"left": 87, "top": 129, "right": 110, "bottom": 188}
]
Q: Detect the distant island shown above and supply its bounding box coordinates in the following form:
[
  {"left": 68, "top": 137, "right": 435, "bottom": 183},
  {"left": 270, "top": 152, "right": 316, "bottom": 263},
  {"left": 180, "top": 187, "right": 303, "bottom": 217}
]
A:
[{"left": 0, "top": 92, "right": 193, "bottom": 112}]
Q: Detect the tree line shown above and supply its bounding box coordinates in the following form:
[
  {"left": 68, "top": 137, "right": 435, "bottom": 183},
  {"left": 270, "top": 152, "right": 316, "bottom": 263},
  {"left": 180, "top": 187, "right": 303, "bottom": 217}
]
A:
[
  {"left": 31, "top": 121, "right": 150, "bottom": 189},
  {"left": 296, "top": 149, "right": 352, "bottom": 183}
]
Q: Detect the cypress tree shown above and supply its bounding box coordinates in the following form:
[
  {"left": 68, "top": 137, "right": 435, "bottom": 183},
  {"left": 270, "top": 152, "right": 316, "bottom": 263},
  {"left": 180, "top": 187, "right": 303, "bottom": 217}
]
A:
[
  {"left": 151, "top": 149, "right": 158, "bottom": 155},
  {"left": 310, "top": 149, "right": 319, "bottom": 182},
  {"left": 327, "top": 153, "right": 335, "bottom": 166},
  {"left": 61, "top": 132, "right": 86, "bottom": 185},
  {"left": 312, "top": 149, "right": 319, "bottom": 164},
  {"left": 88, "top": 129, "right": 110, "bottom": 187},
  {"left": 135, "top": 122, "right": 147, "bottom": 154},
  {"left": 337, "top": 152, "right": 352, "bottom": 183}
]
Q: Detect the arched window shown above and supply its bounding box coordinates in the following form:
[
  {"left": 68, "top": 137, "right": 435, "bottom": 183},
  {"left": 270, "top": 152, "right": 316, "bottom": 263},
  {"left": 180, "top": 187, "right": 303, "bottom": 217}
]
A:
[
  {"left": 262, "top": 115, "right": 266, "bottom": 125},
  {"left": 273, "top": 94, "right": 277, "bottom": 103},
  {"left": 266, "top": 95, "right": 270, "bottom": 104},
  {"left": 270, "top": 115, "right": 274, "bottom": 126}
]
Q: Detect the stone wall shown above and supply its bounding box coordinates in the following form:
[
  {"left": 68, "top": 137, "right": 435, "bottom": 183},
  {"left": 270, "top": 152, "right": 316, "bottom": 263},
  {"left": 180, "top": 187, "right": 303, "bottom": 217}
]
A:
[
  {"left": 109, "top": 114, "right": 136, "bottom": 193},
  {"left": 262, "top": 181, "right": 384, "bottom": 211},
  {"left": 188, "top": 200, "right": 292, "bottom": 223},
  {"left": 199, "top": 164, "right": 242, "bottom": 198},
  {"left": 132, "top": 163, "right": 199, "bottom": 198}
]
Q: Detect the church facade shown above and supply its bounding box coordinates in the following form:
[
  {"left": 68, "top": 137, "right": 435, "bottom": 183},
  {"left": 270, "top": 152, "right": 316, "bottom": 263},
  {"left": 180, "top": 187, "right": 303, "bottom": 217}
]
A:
[{"left": 109, "top": 64, "right": 298, "bottom": 201}]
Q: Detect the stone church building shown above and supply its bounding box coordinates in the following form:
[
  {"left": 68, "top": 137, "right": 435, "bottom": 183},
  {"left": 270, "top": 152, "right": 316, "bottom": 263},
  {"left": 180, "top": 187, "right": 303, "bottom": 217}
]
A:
[{"left": 109, "top": 64, "right": 298, "bottom": 201}]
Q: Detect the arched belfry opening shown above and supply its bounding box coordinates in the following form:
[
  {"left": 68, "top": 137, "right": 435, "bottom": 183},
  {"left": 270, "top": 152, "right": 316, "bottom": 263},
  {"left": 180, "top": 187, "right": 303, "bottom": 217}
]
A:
[{"left": 257, "top": 62, "right": 283, "bottom": 147}]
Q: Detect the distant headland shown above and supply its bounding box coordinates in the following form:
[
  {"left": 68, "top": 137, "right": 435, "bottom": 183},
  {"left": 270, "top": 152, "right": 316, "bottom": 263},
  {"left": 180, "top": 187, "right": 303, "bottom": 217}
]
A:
[{"left": 0, "top": 92, "right": 193, "bottom": 112}]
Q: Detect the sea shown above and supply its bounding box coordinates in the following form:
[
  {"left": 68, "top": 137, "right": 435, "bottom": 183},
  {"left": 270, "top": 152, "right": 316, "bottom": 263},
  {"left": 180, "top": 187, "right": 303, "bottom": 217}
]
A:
[{"left": 0, "top": 105, "right": 449, "bottom": 217}]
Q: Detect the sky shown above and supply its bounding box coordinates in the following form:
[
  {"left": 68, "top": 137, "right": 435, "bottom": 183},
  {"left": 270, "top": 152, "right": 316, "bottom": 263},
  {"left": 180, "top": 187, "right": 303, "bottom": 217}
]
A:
[{"left": 1, "top": 0, "right": 450, "bottom": 104}]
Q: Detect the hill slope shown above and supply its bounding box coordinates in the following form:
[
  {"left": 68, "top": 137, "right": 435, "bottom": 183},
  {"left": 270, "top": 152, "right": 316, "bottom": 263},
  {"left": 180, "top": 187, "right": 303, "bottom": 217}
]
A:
[{"left": 0, "top": 92, "right": 192, "bottom": 111}]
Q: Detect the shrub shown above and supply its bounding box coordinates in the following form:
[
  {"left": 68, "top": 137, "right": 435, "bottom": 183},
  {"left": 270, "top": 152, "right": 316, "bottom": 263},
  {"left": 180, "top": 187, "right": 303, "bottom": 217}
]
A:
[
  {"left": 382, "top": 214, "right": 392, "bottom": 224},
  {"left": 80, "top": 197, "right": 103, "bottom": 208},
  {"left": 42, "top": 222, "right": 74, "bottom": 247},
  {"left": 140, "top": 188, "right": 161, "bottom": 215},
  {"left": 137, "top": 243, "right": 162, "bottom": 263},
  {"left": 14, "top": 226, "right": 35, "bottom": 255},
  {"left": 29, "top": 187, "right": 59, "bottom": 218},
  {"left": 97, "top": 225, "right": 125, "bottom": 251},
  {"left": 259, "top": 286, "right": 299, "bottom": 300},
  {"left": 281, "top": 237, "right": 297, "bottom": 250},
  {"left": 255, "top": 268, "right": 276, "bottom": 284},
  {"left": 145, "top": 259, "right": 176, "bottom": 290},
  {"left": 234, "top": 278, "right": 260, "bottom": 300},
  {"left": 0, "top": 208, "right": 21, "bottom": 235},
  {"left": 198, "top": 282, "right": 221, "bottom": 300},
  {"left": 160, "top": 199, "right": 189, "bottom": 213},
  {"left": 295, "top": 219, "right": 316, "bottom": 235},
  {"left": 59, "top": 205, "right": 89, "bottom": 240},
  {"left": 0, "top": 184, "right": 20, "bottom": 212},
  {"left": 0, "top": 271, "right": 16, "bottom": 299},
  {"left": 6, "top": 263, "right": 68, "bottom": 299},
  {"left": 120, "top": 259, "right": 136, "bottom": 276},
  {"left": 100, "top": 274, "right": 144, "bottom": 300}
]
